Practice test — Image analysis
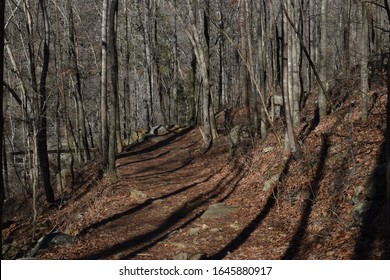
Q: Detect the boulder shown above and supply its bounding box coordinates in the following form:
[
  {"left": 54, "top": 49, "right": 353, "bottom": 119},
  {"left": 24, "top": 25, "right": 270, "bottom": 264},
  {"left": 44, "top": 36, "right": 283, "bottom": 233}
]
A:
[
  {"left": 149, "top": 125, "right": 169, "bottom": 136},
  {"left": 201, "top": 203, "right": 238, "bottom": 219},
  {"left": 29, "top": 232, "right": 75, "bottom": 257}
]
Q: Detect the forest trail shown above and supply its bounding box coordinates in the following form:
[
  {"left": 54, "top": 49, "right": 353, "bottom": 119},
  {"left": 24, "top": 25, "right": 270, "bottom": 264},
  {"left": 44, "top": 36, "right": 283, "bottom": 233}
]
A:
[
  {"left": 4, "top": 90, "right": 390, "bottom": 260},
  {"left": 38, "top": 127, "right": 252, "bottom": 259}
]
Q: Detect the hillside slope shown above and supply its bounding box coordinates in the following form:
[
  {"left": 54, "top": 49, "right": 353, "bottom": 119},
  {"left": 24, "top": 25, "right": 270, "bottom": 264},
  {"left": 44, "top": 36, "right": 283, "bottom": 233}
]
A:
[{"left": 3, "top": 87, "right": 389, "bottom": 260}]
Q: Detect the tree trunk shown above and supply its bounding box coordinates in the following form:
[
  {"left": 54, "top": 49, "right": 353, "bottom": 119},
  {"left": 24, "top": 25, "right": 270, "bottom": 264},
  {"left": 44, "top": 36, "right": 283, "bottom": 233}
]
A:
[
  {"left": 184, "top": 0, "right": 217, "bottom": 146},
  {"left": 142, "top": 0, "right": 154, "bottom": 130},
  {"left": 240, "top": 0, "right": 251, "bottom": 124},
  {"left": 383, "top": 0, "right": 390, "bottom": 228},
  {"left": 360, "top": 2, "right": 369, "bottom": 122},
  {"left": 101, "top": 0, "right": 109, "bottom": 165},
  {"left": 282, "top": 3, "right": 302, "bottom": 159},
  {"left": 318, "top": 0, "right": 328, "bottom": 117},
  {"left": 67, "top": 0, "right": 91, "bottom": 162},
  {"left": 38, "top": 0, "right": 55, "bottom": 204},
  {"left": 108, "top": 0, "right": 119, "bottom": 180},
  {"left": 0, "top": 0, "right": 5, "bottom": 259},
  {"left": 342, "top": 0, "right": 351, "bottom": 74},
  {"left": 171, "top": 0, "right": 178, "bottom": 124}
]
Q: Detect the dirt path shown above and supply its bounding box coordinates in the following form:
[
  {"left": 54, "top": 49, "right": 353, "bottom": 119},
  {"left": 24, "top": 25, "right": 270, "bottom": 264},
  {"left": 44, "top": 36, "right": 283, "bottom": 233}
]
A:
[
  {"left": 39, "top": 128, "right": 254, "bottom": 259},
  {"left": 35, "top": 105, "right": 389, "bottom": 260}
]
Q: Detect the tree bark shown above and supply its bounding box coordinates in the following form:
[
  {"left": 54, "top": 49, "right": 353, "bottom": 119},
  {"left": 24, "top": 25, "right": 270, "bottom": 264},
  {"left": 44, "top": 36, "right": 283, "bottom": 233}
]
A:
[
  {"left": 108, "top": 0, "right": 119, "bottom": 179},
  {"left": 38, "top": 0, "right": 55, "bottom": 204},
  {"left": 0, "top": 0, "right": 5, "bottom": 260},
  {"left": 101, "top": 0, "right": 109, "bottom": 165},
  {"left": 142, "top": 0, "right": 154, "bottom": 130},
  {"left": 67, "top": 0, "right": 91, "bottom": 162},
  {"left": 282, "top": 2, "right": 302, "bottom": 158},
  {"left": 240, "top": 0, "right": 251, "bottom": 124},
  {"left": 361, "top": 1, "right": 369, "bottom": 122},
  {"left": 184, "top": 0, "right": 217, "bottom": 146},
  {"left": 383, "top": 0, "right": 390, "bottom": 227},
  {"left": 318, "top": 0, "right": 328, "bottom": 117}
]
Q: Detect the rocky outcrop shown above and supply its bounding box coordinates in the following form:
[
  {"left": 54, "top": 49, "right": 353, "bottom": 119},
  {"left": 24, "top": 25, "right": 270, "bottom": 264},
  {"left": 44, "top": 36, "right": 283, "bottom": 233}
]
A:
[{"left": 28, "top": 232, "right": 75, "bottom": 257}]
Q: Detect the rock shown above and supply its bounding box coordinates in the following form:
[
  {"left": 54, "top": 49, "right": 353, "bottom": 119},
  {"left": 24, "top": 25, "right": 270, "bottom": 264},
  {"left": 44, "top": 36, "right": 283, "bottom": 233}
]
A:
[
  {"left": 230, "top": 222, "right": 241, "bottom": 230},
  {"left": 149, "top": 125, "right": 169, "bottom": 136},
  {"left": 262, "top": 147, "right": 274, "bottom": 153},
  {"left": 167, "top": 124, "right": 180, "bottom": 132},
  {"left": 129, "top": 128, "right": 147, "bottom": 144},
  {"left": 201, "top": 203, "right": 238, "bottom": 219},
  {"left": 172, "top": 252, "right": 204, "bottom": 260},
  {"left": 129, "top": 132, "right": 139, "bottom": 144},
  {"left": 352, "top": 201, "right": 371, "bottom": 225},
  {"left": 172, "top": 252, "right": 189, "bottom": 260},
  {"left": 129, "top": 189, "right": 148, "bottom": 201},
  {"left": 201, "top": 224, "right": 209, "bottom": 230},
  {"left": 189, "top": 253, "right": 204, "bottom": 260},
  {"left": 188, "top": 227, "right": 201, "bottom": 236},
  {"left": 263, "top": 174, "right": 281, "bottom": 191},
  {"left": 352, "top": 186, "right": 364, "bottom": 204},
  {"left": 2, "top": 243, "right": 23, "bottom": 260},
  {"left": 29, "top": 232, "right": 75, "bottom": 257}
]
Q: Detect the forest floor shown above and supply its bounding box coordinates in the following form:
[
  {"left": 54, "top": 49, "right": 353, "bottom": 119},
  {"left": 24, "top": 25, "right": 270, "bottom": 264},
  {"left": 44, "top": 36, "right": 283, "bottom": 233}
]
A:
[{"left": 3, "top": 86, "right": 390, "bottom": 260}]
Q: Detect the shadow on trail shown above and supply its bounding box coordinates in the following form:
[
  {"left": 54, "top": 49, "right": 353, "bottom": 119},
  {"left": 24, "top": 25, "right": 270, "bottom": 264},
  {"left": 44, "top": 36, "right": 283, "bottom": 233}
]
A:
[
  {"left": 116, "top": 126, "right": 193, "bottom": 159},
  {"left": 299, "top": 106, "right": 320, "bottom": 142},
  {"left": 121, "top": 167, "right": 247, "bottom": 259},
  {"left": 79, "top": 165, "right": 242, "bottom": 259},
  {"left": 116, "top": 151, "right": 171, "bottom": 168},
  {"left": 208, "top": 188, "right": 278, "bottom": 260},
  {"left": 122, "top": 158, "right": 194, "bottom": 180},
  {"left": 281, "top": 134, "right": 330, "bottom": 259},
  {"left": 208, "top": 105, "right": 323, "bottom": 260},
  {"left": 208, "top": 155, "right": 294, "bottom": 260},
  {"left": 353, "top": 141, "right": 390, "bottom": 259},
  {"left": 77, "top": 169, "right": 220, "bottom": 237}
]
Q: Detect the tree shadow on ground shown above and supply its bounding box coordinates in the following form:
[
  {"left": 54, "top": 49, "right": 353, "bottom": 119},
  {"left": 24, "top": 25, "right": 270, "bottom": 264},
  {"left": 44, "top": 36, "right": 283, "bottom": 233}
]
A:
[
  {"left": 207, "top": 155, "right": 294, "bottom": 260},
  {"left": 78, "top": 165, "right": 242, "bottom": 259},
  {"left": 116, "top": 151, "right": 171, "bottom": 168},
  {"left": 77, "top": 168, "right": 221, "bottom": 237},
  {"left": 281, "top": 134, "right": 330, "bottom": 259},
  {"left": 122, "top": 158, "right": 194, "bottom": 180},
  {"left": 121, "top": 165, "right": 247, "bottom": 259},
  {"left": 116, "top": 126, "right": 193, "bottom": 159},
  {"left": 353, "top": 141, "right": 390, "bottom": 259},
  {"left": 207, "top": 109, "right": 323, "bottom": 260}
]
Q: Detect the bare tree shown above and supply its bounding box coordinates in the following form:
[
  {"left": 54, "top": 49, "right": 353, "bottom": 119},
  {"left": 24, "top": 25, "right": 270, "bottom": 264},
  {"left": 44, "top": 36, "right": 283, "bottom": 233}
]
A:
[
  {"left": 282, "top": 1, "right": 302, "bottom": 158},
  {"left": 101, "top": 0, "right": 109, "bottom": 165},
  {"left": 108, "top": 0, "right": 119, "bottom": 179},
  {"left": 318, "top": 0, "right": 328, "bottom": 118},
  {"left": 360, "top": 1, "right": 369, "bottom": 122},
  {"left": 67, "top": 0, "right": 91, "bottom": 162},
  {"left": 37, "top": 0, "right": 55, "bottom": 204},
  {"left": 0, "top": 0, "right": 5, "bottom": 260},
  {"left": 187, "top": 0, "right": 217, "bottom": 146},
  {"left": 239, "top": 0, "right": 251, "bottom": 124}
]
